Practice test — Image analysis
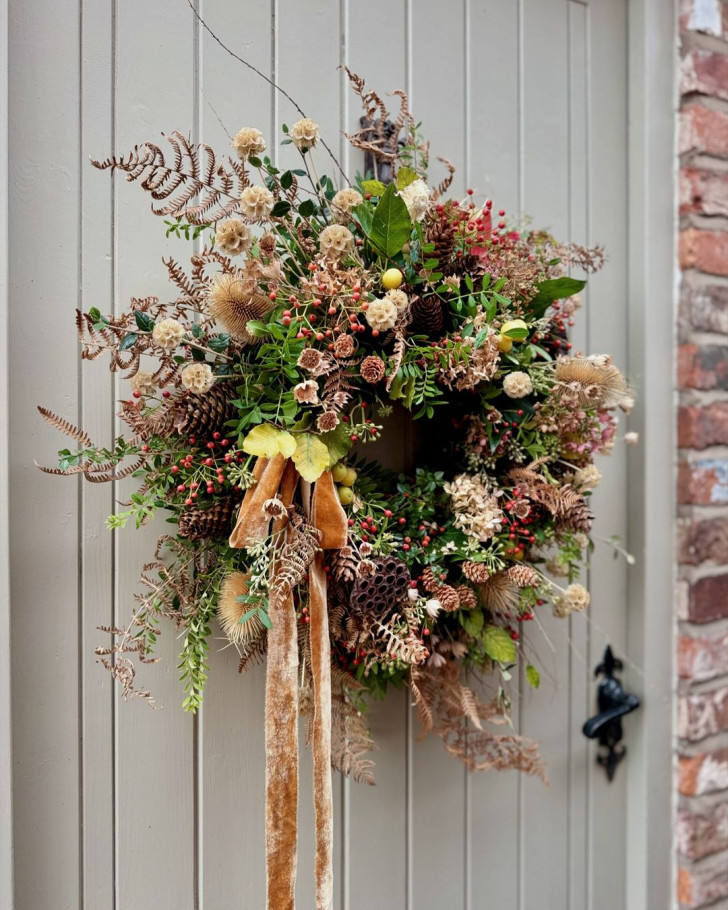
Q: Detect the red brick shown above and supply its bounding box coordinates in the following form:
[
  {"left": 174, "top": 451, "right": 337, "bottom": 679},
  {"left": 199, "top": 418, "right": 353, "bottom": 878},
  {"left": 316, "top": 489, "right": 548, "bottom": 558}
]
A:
[
  {"left": 681, "top": 281, "right": 728, "bottom": 334},
  {"left": 678, "top": 402, "right": 728, "bottom": 448},
  {"left": 687, "top": 573, "right": 728, "bottom": 621},
  {"left": 678, "top": 686, "right": 728, "bottom": 741},
  {"left": 678, "top": 343, "right": 728, "bottom": 390},
  {"left": 680, "top": 228, "right": 728, "bottom": 276},
  {"left": 678, "top": 628, "right": 728, "bottom": 681},
  {"left": 677, "top": 852, "right": 728, "bottom": 908},
  {"left": 679, "top": 747, "right": 728, "bottom": 795},
  {"left": 681, "top": 104, "right": 728, "bottom": 158},
  {"left": 680, "top": 168, "right": 728, "bottom": 216},
  {"left": 678, "top": 515, "right": 728, "bottom": 564},
  {"left": 677, "top": 801, "right": 728, "bottom": 860},
  {"left": 681, "top": 49, "right": 728, "bottom": 101},
  {"left": 680, "top": 0, "right": 725, "bottom": 36}
]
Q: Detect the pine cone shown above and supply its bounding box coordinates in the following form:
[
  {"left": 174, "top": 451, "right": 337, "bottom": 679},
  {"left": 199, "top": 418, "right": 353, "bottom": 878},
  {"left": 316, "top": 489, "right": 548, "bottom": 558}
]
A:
[
  {"left": 425, "top": 211, "right": 458, "bottom": 274},
  {"left": 170, "top": 381, "right": 237, "bottom": 439},
  {"left": 421, "top": 567, "right": 440, "bottom": 592},
  {"left": 558, "top": 500, "right": 594, "bottom": 534},
  {"left": 456, "top": 585, "right": 478, "bottom": 609},
  {"left": 409, "top": 296, "right": 444, "bottom": 336},
  {"left": 178, "top": 494, "right": 240, "bottom": 540},
  {"left": 507, "top": 565, "right": 541, "bottom": 588},
  {"left": 330, "top": 546, "right": 358, "bottom": 584},
  {"left": 462, "top": 561, "right": 491, "bottom": 584},
  {"left": 434, "top": 584, "right": 460, "bottom": 612},
  {"left": 350, "top": 556, "right": 410, "bottom": 618},
  {"left": 360, "top": 355, "right": 386, "bottom": 384}
]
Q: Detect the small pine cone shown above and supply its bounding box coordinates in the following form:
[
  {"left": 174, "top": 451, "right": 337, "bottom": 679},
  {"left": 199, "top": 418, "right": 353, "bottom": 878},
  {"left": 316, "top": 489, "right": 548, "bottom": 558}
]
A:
[
  {"left": 421, "top": 567, "right": 440, "bottom": 592},
  {"left": 462, "top": 561, "right": 491, "bottom": 584},
  {"left": 507, "top": 565, "right": 541, "bottom": 589},
  {"left": 360, "top": 355, "right": 386, "bottom": 384},
  {"left": 559, "top": 500, "right": 594, "bottom": 533},
  {"left": 409, "top": 296, "right": 444, "bottom": 336},
  {"left": 333, "top": 333, "right": 356, "bottom": 358},
  {"left": 424, "top": 212, "right": 458, "bottom": 274},
  {"left": 456, "top": 585, "right": 478, "bottom": 609},
  {"left": 178, "top": 495, "right": 240, "bottom": 540},
  {"left": 330, "top": 546, "right": 358, "bottom": 584},
  {"left": 434, "top": 584, "right": 460, "bottom": 612},
  {"left": 170, "top": 381, "right": 237, "bottom": 439}
]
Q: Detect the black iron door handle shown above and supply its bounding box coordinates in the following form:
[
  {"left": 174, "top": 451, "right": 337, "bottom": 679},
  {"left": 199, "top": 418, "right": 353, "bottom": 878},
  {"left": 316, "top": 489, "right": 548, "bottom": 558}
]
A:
[{"left": 582, "top": 645, "right": 640, "bottom": 781}]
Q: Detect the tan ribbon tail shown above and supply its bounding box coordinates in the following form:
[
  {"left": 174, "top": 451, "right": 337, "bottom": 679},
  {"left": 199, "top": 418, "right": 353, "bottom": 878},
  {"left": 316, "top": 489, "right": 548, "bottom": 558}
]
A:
[
  {"left": 309, "top": 550, "right": 334, "bottom": 910},
  {"left": 265, "top": 460, "right": 300, "bottom": 910},
  {"left": 229, "top": 453, "right": 286, "bottom": 549},
  {"left": 311, "top": 469, "right": 349, "bottom": 550}
]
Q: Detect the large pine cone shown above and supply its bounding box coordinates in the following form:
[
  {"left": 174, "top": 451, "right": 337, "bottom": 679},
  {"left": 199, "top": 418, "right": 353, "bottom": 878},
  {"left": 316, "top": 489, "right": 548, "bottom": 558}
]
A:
[
  {"left": 178, "top": 494, "right": 240, "bottom": 540},
  {"left": 170, "top": 381, "right": 238, "bottom": 439},
  {"left": 425, "top": 211, "right": 458, "bottom": 275},
  {"left": 409, "top": 296, "right": 444, "bottom": 336}
]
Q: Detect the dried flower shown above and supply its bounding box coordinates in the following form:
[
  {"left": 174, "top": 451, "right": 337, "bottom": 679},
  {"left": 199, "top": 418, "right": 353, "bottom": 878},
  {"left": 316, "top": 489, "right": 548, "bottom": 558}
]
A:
[
  {"left": 240, "top": 185, "right": 275, "bottom": 221},
  {"left": 445, "top": 473, "right": 504, "bottom": 542},
  {"left": 479, "top": 572, "right": 519, "bottom": 616},
  {"left": 462, "top": 562, "right": 491, "bottom": 584},
  {"left": 365, "top": 297, "right": 398, "bottom": 333},
  {"left": 293, "top": 379, "right": 320, "bottom": 404},
  {"left": 152, "top": 317, "right": 186, "bottom": 351},
  {"left": 232, "top": 127, "right": 266, "bottom": 160},
  {"left": 510, "top": 499, "right": 531, "bottom": 520},
  {"left": 206, "top": 272, "right": 273, "bottom": 342},
  {"left": 130, "top": 369, "right": 157, "bottom": 397},
  {"left": 552, "top": 583, "right": 590, "bottom": 618},
  {"left": 333, "top": 333, "right": 356, "bottom": 358},
  {"left": 290, "top": 118, "right": 320, "bottom": 151},
  {"left": 503, "top": 371, "right": 533, "bottom": 399},
  {"left": 331, "top": 187, "right": 363, "bottom": 223},
  {"left": 545, "top": 557, "right": 570, "bottom": 578},
  {"left": 181, "top": 363, "right": 215, "bottom": 394},
  {"left": 360, "top": 355, "right": 386, "bottom": 384},
  {"left": 624, "top": 431, "right": 639, "bottom": 445},
  {"left": 215, "top": 219, "right": 253, "bottom": 256},
  {"left": 319, "top": 224, "right": 354, "bottom": 260},
  {"left": 316, "top": 411, "right": 339, "bottom": 432},
  {"left": 425, "top": 598, "right": 442, "bottom": 618},
  {"left": 297, "top": 348, "right": 325, "bottom": 373},
  {"left": 218, "top": 572, "right": 265, "bottom": 645},
  {"left": 359, "top": 541, "right": 373, "bottom": 556},
  {"left": 262, "top": 498, "right": 287, "bottom": 519},
  {"left": 385, "top": 289, "right": 409, "bottom": 310},
  {"left": 573, "top": 532, "right": 590, "bottom": 550},
  {"left": 357, "top": 559, "right": 377, "bottom": 578},
  {"left": 259, "top": 232, "right": 277, "bottom": 256},
  {"left": 555, "top": 356, "right": 632, "bottom": 410},
  {"left": 573, "top": 464, "right": 602, "bottom": 491},
  {"left": 399, "top": 178, "right": 431, "bottom": 222}
]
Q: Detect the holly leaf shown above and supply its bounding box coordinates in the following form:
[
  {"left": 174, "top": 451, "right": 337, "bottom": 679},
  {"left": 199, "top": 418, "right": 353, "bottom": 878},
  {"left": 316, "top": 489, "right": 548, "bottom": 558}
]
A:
[
  {"left": 320, "top": 422, "right": 353, "bottom": 467},
  {"left": 291, "top": 432, "right": 330, "bottom": 482},
  {"left": 526, "top": 665, "right": 540, "bottom": 689},
  {"left": 242, "top": 425, "right": 296, "bottom": 459},
  {"left": 370, "top": 184, "right": 412, "bottom": 258},
  {"left": 395, "top": 166, "right": 418, "bottom": 190},
  {"left": 527, "top": 277, "right": 586, "bottom": 319},
  {"left": 482, "top": 625, "right": 516, "bottom": 664}
]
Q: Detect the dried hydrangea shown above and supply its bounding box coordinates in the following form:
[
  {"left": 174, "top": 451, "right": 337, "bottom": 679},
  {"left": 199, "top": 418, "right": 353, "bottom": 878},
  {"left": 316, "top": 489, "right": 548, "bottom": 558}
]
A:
[
  {"left": 573, "top": 464, "right": 602, "bottom": 491},
  {"left": 444, "top": 473, "right": 504, "bottom": 542},
  {"left": 130, "top": 369, "right": 157, "bottom": 397},
  {"left": 316, "top": 411, "right": 339, "bottom": 432},
  {"left": 385, "top": 288, "right": 409, "bottom": 310},
  {"left": 552, "top": 583, "right": 590, "bottom": 618},
  {"left": 330, "top": 187, "right": 363, "bottom": 223},
  {"left": 293, "top": 379, "right": 320, "bottom": 404},
  {"left": 232, "top": 127, "right": 266, "bottom": 160},
  {"left": 290, "top": 118, "right": 320, "bottom": 151},
  {"left": 545, "top": 557, "right": 570, "bottom": 578},
  {"left": 214, "top": 218, "right": 253, "bottom": 256},
  {"left": 503, "top": 371, "right": 533, "bottom": 399},
  {"left": 152, "top": 317, "right": 186, "bottom": 351},
  {"left": 181, "top": 362, "right": 214, "bottom": 394},
  {"left": 365, "top": 297, "right": 398, "bottom": 333},
  {"left": 239, "top": 185, "right": 275, "bottom": 221},
  {"left": 319, "top": 224, "right": 354, "bottom": 260},
  {"left": 399, "top": 178, "right": 431, "bottom": 222}
]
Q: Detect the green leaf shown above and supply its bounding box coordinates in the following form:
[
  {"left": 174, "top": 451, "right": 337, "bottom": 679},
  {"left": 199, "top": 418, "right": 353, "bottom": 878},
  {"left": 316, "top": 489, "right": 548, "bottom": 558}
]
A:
[
  {"left": 482, "top": 625, "right": 516, "bottom": 664},
  {"left": 248, "top": 156, "right": 262, "bottom": 168},
  {"left": 395, "top": 166, "right": 418, "bottom": 190},
  {"left": 351, "top": 202, "right": 373, "bottom": 236},
  {"left": 245, "top": 320, "right": 269, "bottom": 338},
  {"left": 460, "top": 609, "right": 484, "bottom": 639},
  {"left": 134, "top": 310, "right": 155, "bottom": 332},
  {"left": 88, "top": 306, "right": 102, "bottom": 323},
  {"left": 208, "top": 333, "right": 231, "bottom": 352},
  {"left": 526, "top": 665, "right": 541, "bottom": 689},
  {"left": 527, "top": 277, "right": 587, "bottom": 319},
  {"left": 298, "top": 199, "right": 315, "bottom": 217},
  {"left": 291, "top": 432, "right": 330, "bottom": 482},
  {"left": 361, "top": 178, "right": 386, "bottom": 197},
  {"left": 280, "top": 170, "right": 293, "bottom": 189},
  {"left": 190, "top": 322, "right": 204, "bottom": 339},
  {"left": 271, "top": 200, "right": 291, "bottom": 218},
  {"left": 320, "top": 422, "right": 353, "bottom": 467},
  {"left": 369, "top": 184, "right": 412, "bottom": 258},
  {"left": 257, "top": 608, "right": 273, "bottom": 630},
  {"left": 119, "top": 333, "right": 138, "bottom": 351}
]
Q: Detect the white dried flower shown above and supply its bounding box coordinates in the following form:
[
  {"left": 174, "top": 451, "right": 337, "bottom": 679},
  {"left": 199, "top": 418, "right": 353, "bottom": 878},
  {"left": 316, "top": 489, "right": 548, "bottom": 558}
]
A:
[
  {"left": 545, "top": 557, "right": 570, "bottom": 578},
  {"left": 319, "top": 224, "right": 354, "bottom": 260},
  {"left": 130, "top": 369, "right": 157, "bottom": 397},
  {"left": 573, "top": 533, "right": 589, "bottom": 550},
  {"left": 407, "top": 587, "right": 420, "bottom": 602},
  {"left": 232, "top": 127, "right": 266, "bottom": 160},
  {"left": 444, "top": 473, "right": 504, "bottom": 542},
  {"left": 290, "top": 118, "right": 320, "bottom": 151},
  {"left": 398, "top": 178, "right": 431, "bottom": 222},
  {"left": 239, "top": 185, "right": 275, "bottom": 221},
  {"left": 365, "top": 297, "right": 398, "bottom": 333},
  {"left": 152, "top": 317, "right": 186, "bottom": 351},
  {"left": 624, "top": 431, "right": 639, "bottom": 445},
  {"left": 427, "top": 651, "right": 446, "bottom": 668},
  {"left": 573, "top": 464, "right": 602, "bottom": 491},
  {"left": 425, "top": 598, "right": 442, "bottom": 618},
  {"left": 620, "top": 396, "right": 635, "bottom": 414},
  {"left": 330, "top": 187, "right": 363, "bottom": 223},
  {"left": 181, "top": 362, "right": 215, "bottom": 394},
  {"left": 552, "top": 583, "right": 590, "bottom": 618},
  {"left": 293, "top": 379, "right": 319, "bottom": 404},
  {"left": 359, "top": 542, "right": 373, "bottom": 557},
  {"left": 262, "top": 498, "right": 287, "bottom": 519},
  {"left": 503, "top": 371, "right": 533, "bottom": 399},
  {"left": 385, "top": 289, "right": 408, "bottom": 310},
  {"left": 215, "top": 219, "right": 253, "bottom": 256}
]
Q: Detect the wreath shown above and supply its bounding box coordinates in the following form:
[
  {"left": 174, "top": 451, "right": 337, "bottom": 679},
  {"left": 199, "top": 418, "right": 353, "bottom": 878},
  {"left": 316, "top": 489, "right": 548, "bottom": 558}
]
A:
[{"left": 39, "top": 71, "right": 634, "bottom": 909}]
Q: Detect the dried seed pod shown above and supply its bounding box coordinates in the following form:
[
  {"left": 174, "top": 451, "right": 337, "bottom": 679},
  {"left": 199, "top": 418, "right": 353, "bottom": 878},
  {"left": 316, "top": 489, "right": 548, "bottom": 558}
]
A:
[
  {"left": 409, "top": 296, "right": 444, "bottom": 336},
  {"left": 350, "top": 556, "right": 410, "bottom": 618},
  {"left": 360, "top": 355, "right": 386, "bottom": 384},
  {"left": 330, "top": 547, "right": 358, "bottom": 584},
  {"left": 421, "top": 567, "right": 440, "bottom": 592}
]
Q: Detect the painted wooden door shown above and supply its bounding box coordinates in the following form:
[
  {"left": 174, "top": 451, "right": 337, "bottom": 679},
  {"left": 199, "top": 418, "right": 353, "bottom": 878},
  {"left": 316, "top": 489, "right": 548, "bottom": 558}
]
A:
[{"left": 8, "top": 0, "right": 631, "bottom": 908}]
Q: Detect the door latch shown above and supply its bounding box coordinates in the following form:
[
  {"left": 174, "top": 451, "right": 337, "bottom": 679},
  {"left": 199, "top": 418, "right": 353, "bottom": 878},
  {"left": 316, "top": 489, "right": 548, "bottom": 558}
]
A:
[{"left": 582, "top": 645, "right": 640, "bottom": 781}]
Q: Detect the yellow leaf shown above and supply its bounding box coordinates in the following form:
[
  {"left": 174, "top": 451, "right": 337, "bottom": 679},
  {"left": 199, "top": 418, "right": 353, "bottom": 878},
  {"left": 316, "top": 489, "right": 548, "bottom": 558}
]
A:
[
  {"left": 292, "top": 433, "right": 330, "bottom": 483},
  {"left": 243, "top": 425, "right": 284, "bottom": 458},
  {"left": 276, "top": 431, "right": 296, "bottom": 459}
]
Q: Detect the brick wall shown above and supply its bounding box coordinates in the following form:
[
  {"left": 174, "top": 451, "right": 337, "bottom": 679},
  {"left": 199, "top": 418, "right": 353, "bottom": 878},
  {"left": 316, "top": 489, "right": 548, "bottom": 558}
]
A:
[{"left": 676, "top": 1, "right": 728, "bottom": 907}]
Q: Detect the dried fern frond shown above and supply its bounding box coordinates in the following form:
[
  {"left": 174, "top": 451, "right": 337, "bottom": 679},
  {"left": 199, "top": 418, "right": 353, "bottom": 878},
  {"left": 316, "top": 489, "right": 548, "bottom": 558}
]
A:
[
  {"left": 238, "top": 635, "right": 268, "bottom": 674},
  {"left": 37, "top": 406, "right": 92, "bottom": 447},
  {"left": 92, "top": 131, "right": 249, "bottom": 225},
  {"left": 342, "top": 67, "right": 412, "bottom": 171}
]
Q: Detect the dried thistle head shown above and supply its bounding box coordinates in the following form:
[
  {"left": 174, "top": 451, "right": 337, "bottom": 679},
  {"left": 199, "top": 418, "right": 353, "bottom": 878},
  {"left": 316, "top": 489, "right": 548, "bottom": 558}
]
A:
[
  {"left": 555, "top": 357, "right": 632, "bottom": 410},
  {"left": 218, "top": 572, "right": 265, "bottom": 646},
  {"left": 477, "top": 571, "right": 519, "bottom": 616},
  {"left": 206, "top": 272, "right": 273, "bottom": 342}
]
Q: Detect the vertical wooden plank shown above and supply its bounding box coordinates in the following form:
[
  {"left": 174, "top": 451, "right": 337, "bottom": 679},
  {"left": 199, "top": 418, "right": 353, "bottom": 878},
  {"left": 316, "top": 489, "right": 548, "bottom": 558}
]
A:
[
  {"left": 197, "top": 4, "right": 272, "bottom": 906},
  {"left": 113, "top": 1, "right": 196, "bottom": 905},
  {"left": 519, "top": 2, "right": 571, "bottom": 908},
  {"left": 8, "top": 1, "right": 82, "bottom": 908},
  {"left": 80, "top": 0, "right": 116, "bottom": 906}
]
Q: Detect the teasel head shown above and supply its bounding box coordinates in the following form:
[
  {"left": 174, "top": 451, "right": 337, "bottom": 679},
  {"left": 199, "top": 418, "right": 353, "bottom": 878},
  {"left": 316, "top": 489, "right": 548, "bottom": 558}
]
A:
[
  {"left": 218, "top": 572, "right": 266, "bottom": 646},
  {"left": 206, "top": 272, "right": 273, "bottom": 343},
  {"left": 477, "top": 571, "right": 520, "bottom": 617},
  {"left": 554, "top": 356, "right": 632, "bottom": 410}
]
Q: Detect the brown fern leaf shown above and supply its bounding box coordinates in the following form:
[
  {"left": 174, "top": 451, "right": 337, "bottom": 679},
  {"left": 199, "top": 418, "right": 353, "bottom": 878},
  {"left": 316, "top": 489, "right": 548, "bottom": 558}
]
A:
[
  {"left": 37, "top": 406, "right": 92, "bottom": 447},
  {"left": 330, "top": 697, "right": 376, "bottom": 785},
  {"left": 433, "top": 157, "right": 456, "bottom": 200},
  {"left": 238, "top": 635, "right": 268, "bottom": 674},
  {"left": 83, "top": 455, "right": 146, "bottom": 484},
  {"left": 92, "top": 132, "right": 248, "bottom": 225}
]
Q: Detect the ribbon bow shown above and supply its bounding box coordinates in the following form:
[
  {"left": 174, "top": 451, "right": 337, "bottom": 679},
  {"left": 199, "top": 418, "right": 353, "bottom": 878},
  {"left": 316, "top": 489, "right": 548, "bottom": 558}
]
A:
[{"left": 229, "top": 454, "right": 349, "bottom": 910}]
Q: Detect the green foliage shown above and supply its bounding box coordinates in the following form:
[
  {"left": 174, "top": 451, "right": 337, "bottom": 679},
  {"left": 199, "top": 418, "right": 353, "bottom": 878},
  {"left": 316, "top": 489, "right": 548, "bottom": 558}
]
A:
[{"left": 368, "top": 184, "right": 412, "bottom": 258}]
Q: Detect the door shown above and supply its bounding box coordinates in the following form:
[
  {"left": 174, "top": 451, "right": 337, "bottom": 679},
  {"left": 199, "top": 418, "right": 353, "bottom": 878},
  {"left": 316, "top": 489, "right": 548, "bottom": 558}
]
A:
[{"left": 8, "top": 1, "right": 632, "bottom": 908}]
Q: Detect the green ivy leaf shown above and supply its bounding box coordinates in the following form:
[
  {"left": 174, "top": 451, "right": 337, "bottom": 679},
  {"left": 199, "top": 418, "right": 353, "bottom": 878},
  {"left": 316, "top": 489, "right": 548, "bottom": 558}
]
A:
[
  {"left": 119, "top": 332, "right": 138, "bottom": 351},
  {"left": 526, "top": 665, "right": 541, "bottom": 689},
  {"left": 208, "top": 333, "right": 231, "bottom": 352},
  {"left": 248, "top": 156, "right": 262, "bottom": 168},
  {"left": 369, "top": 184, "right": 412, "bottom": 258},
  {"left": 527, "top": 277, "right": 587, "bottom": 319},
  {"left": 482, "top": 625, "right": 516, "bottom": 664}
]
